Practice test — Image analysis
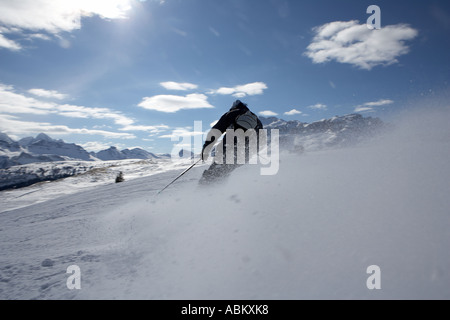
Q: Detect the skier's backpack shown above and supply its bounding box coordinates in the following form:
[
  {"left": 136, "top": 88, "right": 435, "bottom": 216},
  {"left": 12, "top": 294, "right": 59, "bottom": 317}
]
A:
[{"left": 235, "top": 111, "right": 259, "bottom": 130}]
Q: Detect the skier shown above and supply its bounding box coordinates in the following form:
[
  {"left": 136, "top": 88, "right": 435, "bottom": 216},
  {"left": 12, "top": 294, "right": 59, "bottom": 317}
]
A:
[{"left": 199, "top": 100, "right": 263, "bottom": 185}]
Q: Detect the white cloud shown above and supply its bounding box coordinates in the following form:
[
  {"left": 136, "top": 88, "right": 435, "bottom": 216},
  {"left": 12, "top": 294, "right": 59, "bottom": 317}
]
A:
[
  {"left": 259, "top": 110, "right": 278, "bottom": 117},
  {"left": 0, "top": 0, "right": 133, "bottom": 32},
  {"left": 0, "top": 82, "right": 185, "bottom": 140},
  {"left": 119, "top": 124, "right": 169, "bottom": 134},
  {"left": 215, "top": 87, "right": 236, "bottom": 95},
  {"left": 0, "top": 84, "right": 55, "bottom": 114},
  {"left": 58, "top": 104, "right": 135, "bottom": 126},
  {"left": 28, "top": 33, "right": 52, "bottom": 41},
  {"left": 0, "top": 32, "right": 21, "bottom": 50},
  {"left": 0, "top": 114, "right": 135, "bottom": 139},
  {"left": 354, "top": 106, "right": 375, "bottom": 113},
  {"left": 211, "top": 82, "right": 268, "bottom": 98},
  {"left": 364, "top": 99, "right": 394, "bottom": 107},
  {"left": 0, "top": 0, "right": 136, "bottom": 50},
  {"left": 284, "top": 109, "right": 302, "bottom": 116},
  {"left": 138, "top": 93, "right": 214, "bottom": 113},
  {"left": 93, "top": 124, "right": 113, "bottom": 129},
  {"left": 305, "top": 20, "right": 418, "bottom": 70},
  {"left": 80, "top": 141, "right": 115, "bottom": 152},
  {"left": 160, "top": 81, "right": 198, "bottom": 91},
  {"left": 354, "top": 99, "right": 394, "bottom": 113},
  {"left": 0, "top": 84, "right": 135, "bottom": 126},
  {"left": 159, "top": 127, "right": 204, "bottom": 139},
  {"left": 308, "top": 103, "right": 328, "bottom": 110},
  {"left": 28, "top": 88, "right": 68, "bottom": 100}
]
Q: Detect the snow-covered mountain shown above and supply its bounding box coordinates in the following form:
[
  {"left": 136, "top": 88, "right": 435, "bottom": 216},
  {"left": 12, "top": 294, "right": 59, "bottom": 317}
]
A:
[
  {"left": 0, "top": 133, "right": 94, "bottom": 169},
  {"left": 0, "top": 133, "right": 23, "bottom": 168},
  {"left": 92, "top": 146, "right": 159, "bottom": 161},
  {"left": 0, "top": 133, "right": 161, "bottom": 169},
  {"left": 122, "top": 148, "right": 158, "bottom": 160},
  {"left": 260, "top": 113, "right": 384, "bottom": 152},
  {"left": 263, "top": 113, "right": 383, "bottom": 134},
  {"left": 25, "top": 133, "right": 93, "bottom": 161},
  {"left": 94, "top": 146, "right": 127, "bottom": 161},
  {"left": 0, "top": 132, "right": 16, "bottom": 146}
]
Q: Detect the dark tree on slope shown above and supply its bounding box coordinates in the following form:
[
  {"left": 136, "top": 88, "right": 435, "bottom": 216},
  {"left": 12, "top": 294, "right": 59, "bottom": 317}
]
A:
[{"left": 115, "top": 171, "right": 124, "bottom": 183}]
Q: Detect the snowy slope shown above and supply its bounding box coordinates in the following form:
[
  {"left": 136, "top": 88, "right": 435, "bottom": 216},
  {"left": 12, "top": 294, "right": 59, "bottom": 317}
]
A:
[
  {"left": 0, "top": 158, "right": 201, "bottom": 212},
  {"left": 0, "top": 108, "right": 449, "bottom": 300}
]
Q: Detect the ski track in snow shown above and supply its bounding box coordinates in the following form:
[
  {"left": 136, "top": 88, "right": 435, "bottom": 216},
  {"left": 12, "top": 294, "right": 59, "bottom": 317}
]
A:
[{"left": 1, "top": 108, "right": 450, "bottom": 299}]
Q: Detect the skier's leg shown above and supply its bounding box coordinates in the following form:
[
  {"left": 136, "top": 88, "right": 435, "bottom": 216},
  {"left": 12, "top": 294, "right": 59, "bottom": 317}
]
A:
[
  {"left": 198, "top": 138, "right": 242, "bottom": 186},
  {"left": 198, "top": 162, "right": 220, "bottom": 185},
  {"left": 199, "top": 162, "right": 243, "bottom": 185}
]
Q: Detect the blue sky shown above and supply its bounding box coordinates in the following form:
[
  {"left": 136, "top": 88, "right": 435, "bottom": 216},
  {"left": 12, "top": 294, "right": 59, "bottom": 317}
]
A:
[{"left": 0, "top": 0, "right": 449, "bottom": 153}]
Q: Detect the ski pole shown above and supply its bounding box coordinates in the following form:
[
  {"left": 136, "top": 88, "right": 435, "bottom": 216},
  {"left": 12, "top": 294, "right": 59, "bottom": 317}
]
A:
[{"left": 157, "top": 158, "right": 202, "bottom": 195}]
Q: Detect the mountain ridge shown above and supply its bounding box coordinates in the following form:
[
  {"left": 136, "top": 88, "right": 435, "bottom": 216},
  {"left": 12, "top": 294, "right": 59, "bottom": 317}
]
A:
[
  {"left": 260, "top": 113, "right": 384, "bottom": 152},
  {"left": 0, "top": 133, "right": 160, "bottom": 169},
  {"left": 0, "top": 113, "right": 385, "bottom": 169}
]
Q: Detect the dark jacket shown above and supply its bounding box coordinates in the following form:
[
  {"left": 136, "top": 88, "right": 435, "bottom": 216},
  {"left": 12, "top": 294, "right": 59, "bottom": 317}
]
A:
[{"left": 202, "top": 102, "right": 263, "bottom": 159}]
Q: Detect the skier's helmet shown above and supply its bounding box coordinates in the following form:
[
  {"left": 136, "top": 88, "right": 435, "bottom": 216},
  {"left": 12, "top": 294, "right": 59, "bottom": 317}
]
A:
[{"left": 230, "top": 100, "right": 246, "bottom": 110}]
